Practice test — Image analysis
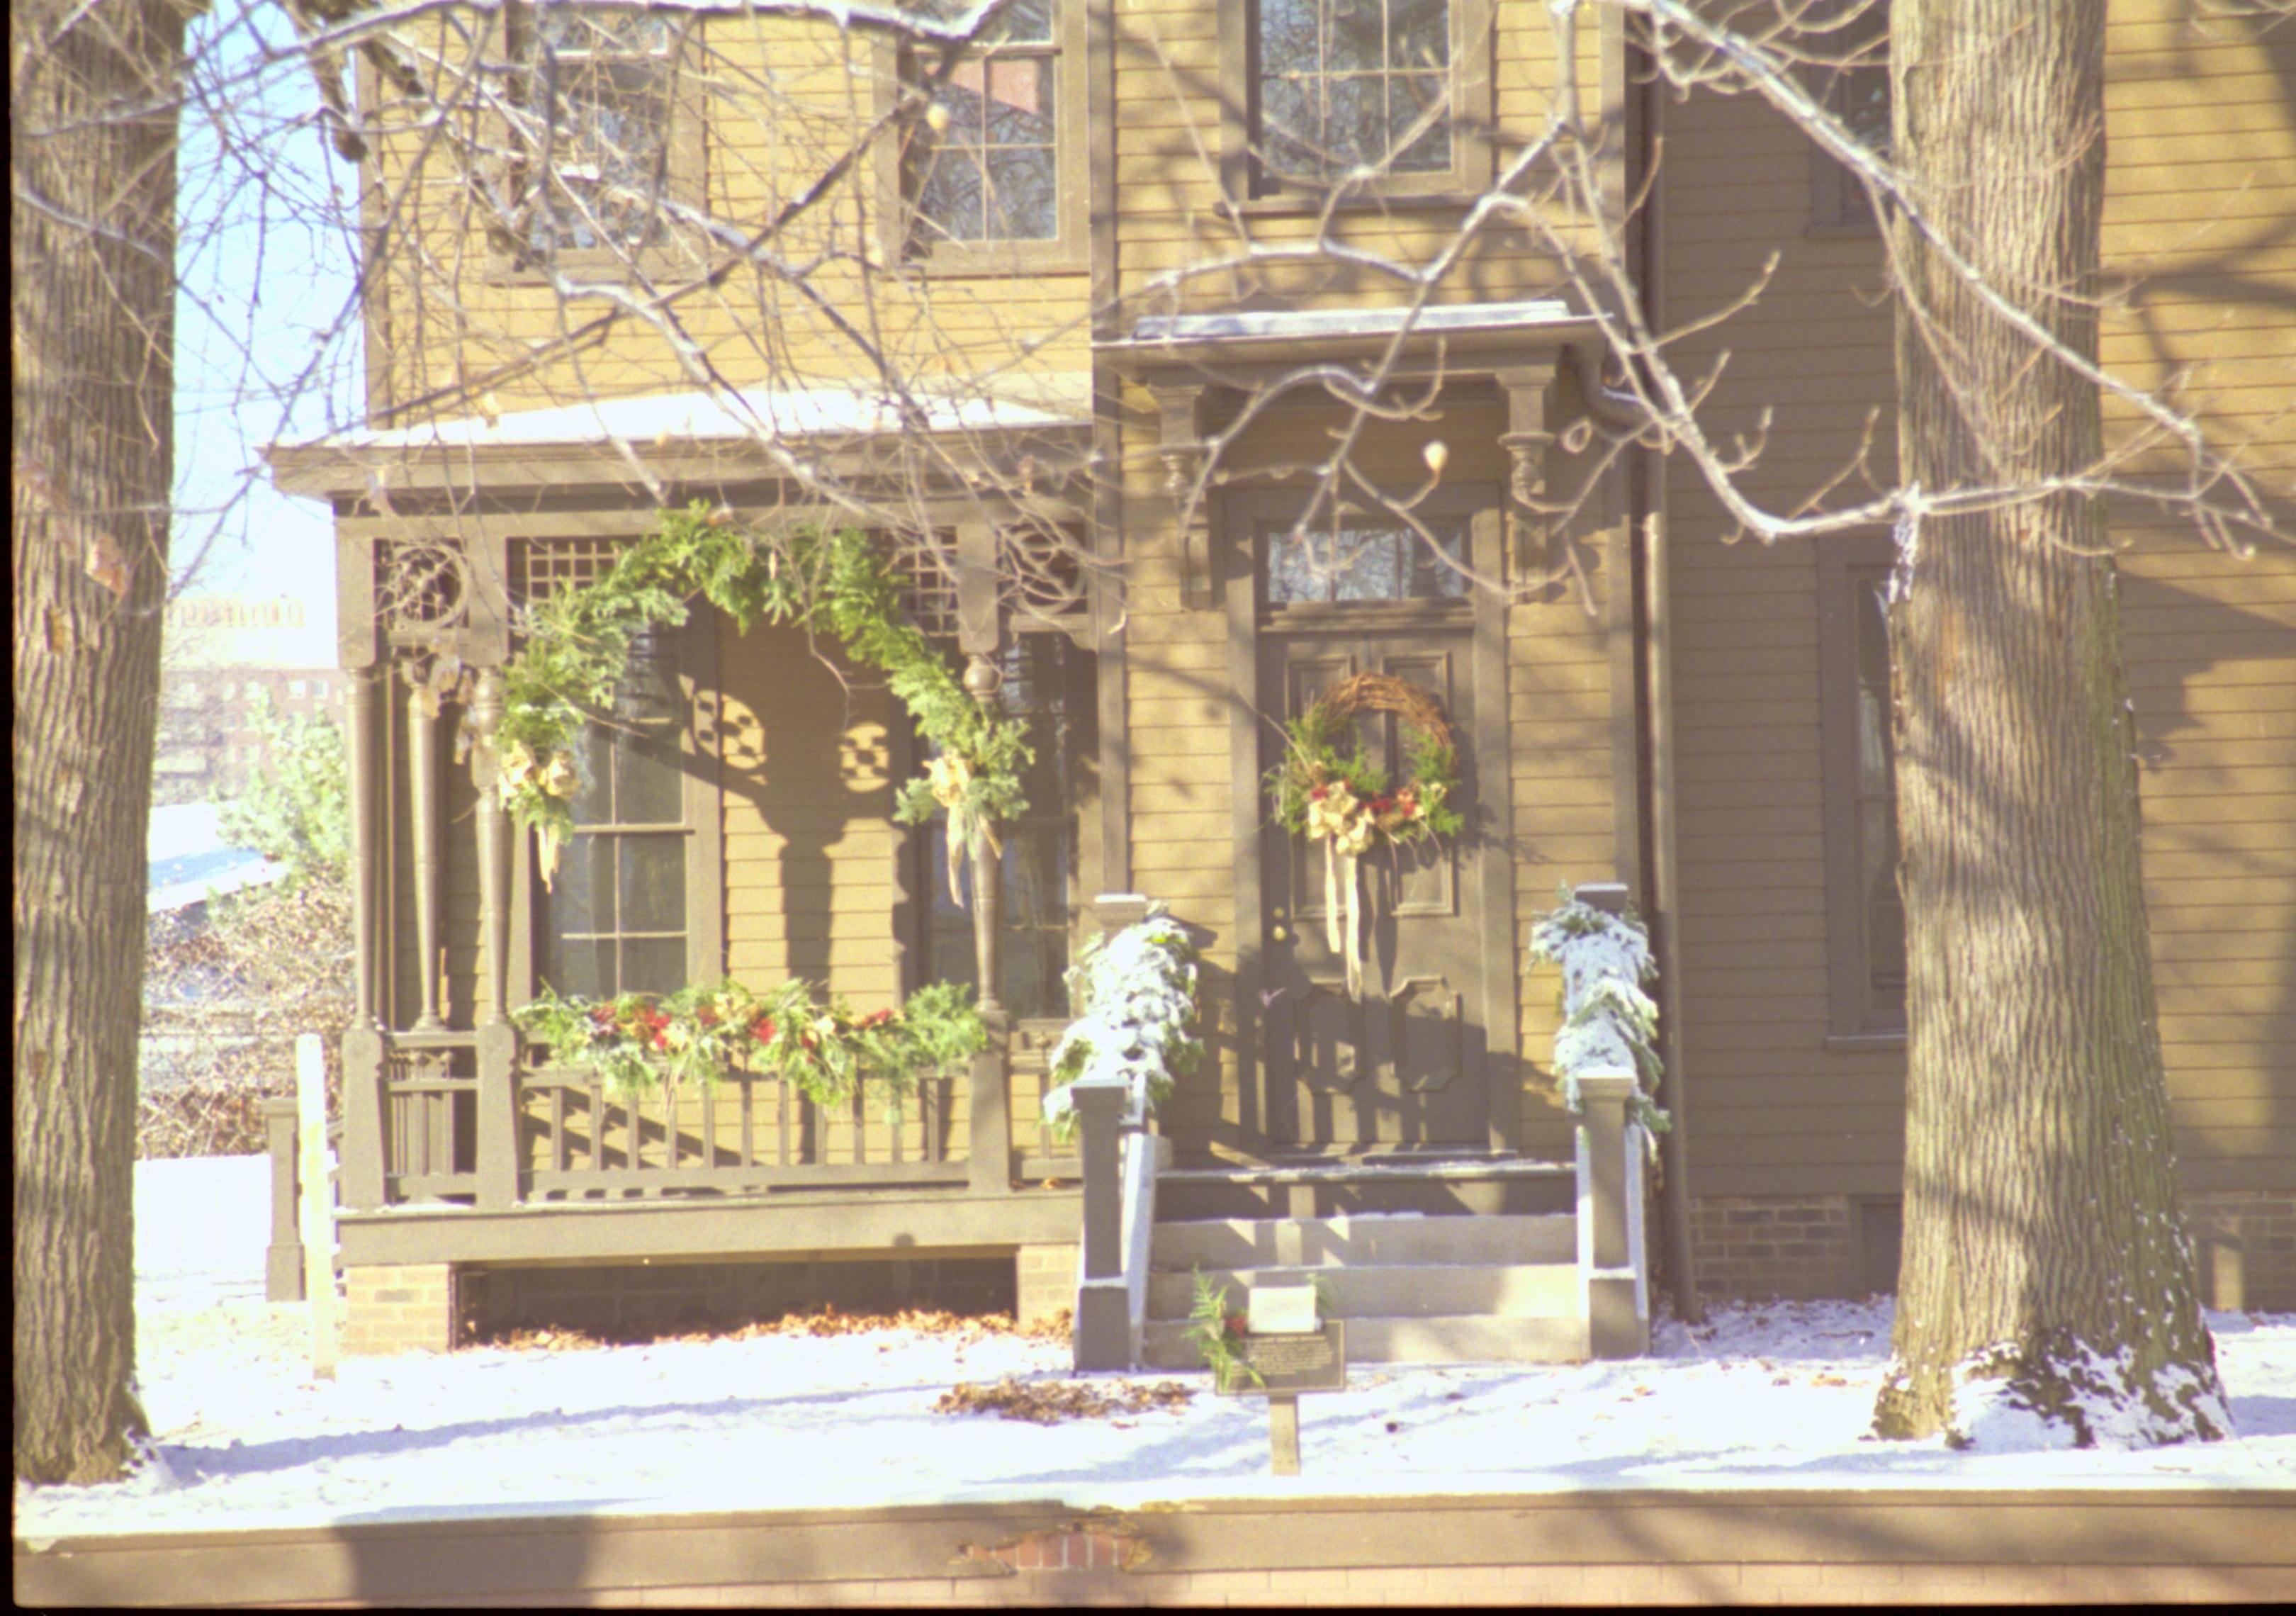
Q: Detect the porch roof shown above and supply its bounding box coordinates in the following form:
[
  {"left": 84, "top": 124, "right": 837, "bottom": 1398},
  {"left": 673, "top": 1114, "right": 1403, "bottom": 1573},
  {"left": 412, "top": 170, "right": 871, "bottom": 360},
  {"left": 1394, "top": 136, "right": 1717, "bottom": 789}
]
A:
[
  {"left": 1100, "top": 298, "right": 1602, "bottom": 374},
  {"left": 264, "top": 376, "right": 1096, "bottom": 500}
]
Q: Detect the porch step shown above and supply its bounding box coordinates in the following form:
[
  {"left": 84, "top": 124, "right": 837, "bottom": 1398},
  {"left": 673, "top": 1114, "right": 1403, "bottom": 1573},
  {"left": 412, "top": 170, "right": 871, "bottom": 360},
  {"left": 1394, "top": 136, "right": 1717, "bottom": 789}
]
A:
[
  {"left": 1152, "top": 1212, "right": 1575, "bottom": 1271},
  {"left": 1141, "top": 1311, "right": 1589, "bottom": 1369},
  {"left": 1148, "top": 1259, "right": 1577, "bottom": 1320},
  {"left": 1144, "top": 1211, "right": 1587, "bottom": 1367}
]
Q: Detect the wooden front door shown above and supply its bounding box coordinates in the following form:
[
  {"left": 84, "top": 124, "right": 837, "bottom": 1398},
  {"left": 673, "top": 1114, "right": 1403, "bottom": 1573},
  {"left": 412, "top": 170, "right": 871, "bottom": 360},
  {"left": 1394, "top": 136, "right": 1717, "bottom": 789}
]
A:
[{"left": 1257, "top": 631, "right": 1492, "bottom": 1151}]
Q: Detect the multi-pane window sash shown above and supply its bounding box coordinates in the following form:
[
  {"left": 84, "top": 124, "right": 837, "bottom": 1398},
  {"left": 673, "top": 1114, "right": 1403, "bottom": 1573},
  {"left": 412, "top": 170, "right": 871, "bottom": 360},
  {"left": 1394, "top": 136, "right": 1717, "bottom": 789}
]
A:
[
  {"left": 539, "top": 627, "right": 690, "bottom": 998},
  {"left": 1264, "top": 514, "right": 1471, "bottom": 605},
  {"left": 908, "top": 0, "right": 1061, "bottom": 246},
  {"left": 512, "top": 8, "right": 681, "bottom": 255},
  {"left": 1256, "top": 0, "right": 1453, "bottom": 183},
  {"left": 1821, "top": 536, "right": 1908, "bottom": 1039}
]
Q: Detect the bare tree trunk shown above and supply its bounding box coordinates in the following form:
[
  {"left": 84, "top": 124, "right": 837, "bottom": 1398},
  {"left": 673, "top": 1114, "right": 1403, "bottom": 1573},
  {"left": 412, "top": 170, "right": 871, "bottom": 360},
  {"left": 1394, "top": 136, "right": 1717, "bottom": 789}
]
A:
[
  {"left": 1874, "top": 0, "right": 2226, "bottom": 1447},
  {"left": 12, "top": 0, "right": 183, "bottom": 1483}
]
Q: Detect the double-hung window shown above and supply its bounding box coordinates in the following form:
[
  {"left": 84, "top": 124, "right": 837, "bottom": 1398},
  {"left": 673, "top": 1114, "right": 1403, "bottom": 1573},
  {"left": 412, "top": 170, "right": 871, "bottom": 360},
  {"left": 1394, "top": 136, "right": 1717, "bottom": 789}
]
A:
[
  {"left": 1804, "top": 0, "right": 1891, "bottom": 232},
  {"left": 890, "top": 0, "right": 1087, "bottom": 272},
  {"left": 538, "top": 625, "right": 719, "bottom": 998},
  {"left": 1820, "top": 534, "right": 1907, "bottom": 1038},
  {"left": 1222, "top": 0, "right": 1493, "bottom": 203},
  {"left": 502, "top": 5, "right": 703, "bottom": 265}
]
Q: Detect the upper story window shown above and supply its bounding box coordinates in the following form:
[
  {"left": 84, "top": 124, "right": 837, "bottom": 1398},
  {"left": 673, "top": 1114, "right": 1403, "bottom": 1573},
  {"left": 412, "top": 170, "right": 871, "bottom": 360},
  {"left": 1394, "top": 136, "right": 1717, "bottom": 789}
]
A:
[
  {"left": 1222, "top": 0, "right": 1493, "bottom": 203},
  {"left": 1820, "top": 534, "right": 1906, "bottom": 1038},
  {"left": 892, "top": 0, "right": 1087, "bottom": 273},
  {"left": 1805, "top": 0, "right": 1890, "bottom": 232},
  {"left": 506, "top": 6, "right": 702, "bottom": 262}
]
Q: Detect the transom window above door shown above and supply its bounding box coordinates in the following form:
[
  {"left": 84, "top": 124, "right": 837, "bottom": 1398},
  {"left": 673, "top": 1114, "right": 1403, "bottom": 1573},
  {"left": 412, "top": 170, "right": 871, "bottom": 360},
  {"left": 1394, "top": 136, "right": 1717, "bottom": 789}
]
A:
[
  {"left": 1225, "top": 0, "right": 1493, "bottom": 201},
  {"left": 1264, "top": 512, "right": 1471, "bottom": 605}
]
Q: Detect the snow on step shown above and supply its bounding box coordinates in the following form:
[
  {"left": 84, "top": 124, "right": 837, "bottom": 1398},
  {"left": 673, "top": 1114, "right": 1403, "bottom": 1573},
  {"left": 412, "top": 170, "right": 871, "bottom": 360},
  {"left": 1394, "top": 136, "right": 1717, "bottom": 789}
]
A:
[
  {"left": 1152, "top": 1212, "right": 1573, "bottom": 1272},
  {"left": 1147, "top": 1261, "right": 1577, "bottom": 1321}
]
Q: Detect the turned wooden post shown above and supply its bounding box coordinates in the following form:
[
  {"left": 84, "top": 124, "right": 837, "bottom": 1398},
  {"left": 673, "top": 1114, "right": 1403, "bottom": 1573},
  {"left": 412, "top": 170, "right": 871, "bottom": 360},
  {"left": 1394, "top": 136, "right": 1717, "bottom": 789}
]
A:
[
  {"left": 406, "top": 667, "right": 445, "bottom": 1032},
  {"left": 471, "top": 668, "right": 512, "bottom": 1027},
  {"left": 345, "top": 667, "right": 383, "bottom": 1026}
]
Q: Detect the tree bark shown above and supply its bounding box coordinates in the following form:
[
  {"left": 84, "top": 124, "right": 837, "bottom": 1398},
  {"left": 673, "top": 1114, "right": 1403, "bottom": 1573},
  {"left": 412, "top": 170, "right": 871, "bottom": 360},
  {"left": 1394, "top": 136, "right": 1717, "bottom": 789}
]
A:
[
  {"left": 1874, "top": 0, "right": 2227, "bottom": 1447},
  {"left": 12, "top": 0, "right": 184, "bottom": 1483}
]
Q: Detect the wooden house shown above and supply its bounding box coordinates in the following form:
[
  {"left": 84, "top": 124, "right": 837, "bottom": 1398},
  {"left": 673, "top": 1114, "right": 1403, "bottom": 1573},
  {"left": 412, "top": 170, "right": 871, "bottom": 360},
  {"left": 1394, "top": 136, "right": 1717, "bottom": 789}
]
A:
[{"left": 265, "top": 0, "right": 2296, "bottom": 1359}]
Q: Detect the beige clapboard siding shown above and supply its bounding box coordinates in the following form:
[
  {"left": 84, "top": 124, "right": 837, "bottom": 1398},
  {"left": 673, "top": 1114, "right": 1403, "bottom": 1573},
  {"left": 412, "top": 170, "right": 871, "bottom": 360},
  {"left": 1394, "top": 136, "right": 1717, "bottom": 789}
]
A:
[
  {"left": 716, "top": 619, "right": 906, "bottom": 1009},
  {"left": 366, "top": 10, "right": 1093, "bottom": 420},
  {"left": 1658, "top": 0, "right": 2295, "bottom": 1201}
]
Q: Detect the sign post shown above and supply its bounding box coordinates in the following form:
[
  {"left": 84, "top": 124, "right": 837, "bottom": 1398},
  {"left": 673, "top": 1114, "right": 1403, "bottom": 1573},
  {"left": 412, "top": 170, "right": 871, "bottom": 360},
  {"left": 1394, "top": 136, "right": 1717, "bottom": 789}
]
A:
[
  {"left": 1220, "top": 1286, "right": 1346, "bottom": 1476},
  {"left": 296, "top": 1033, "right": 339, "bottom": 1380}
]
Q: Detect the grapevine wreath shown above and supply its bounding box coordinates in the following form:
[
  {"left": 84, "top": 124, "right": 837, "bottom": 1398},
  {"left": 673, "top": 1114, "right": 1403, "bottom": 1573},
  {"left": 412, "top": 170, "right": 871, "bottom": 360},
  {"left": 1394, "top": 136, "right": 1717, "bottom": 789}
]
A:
[{"left": 1266, "top": 673, "right": 1464, "bottom": 996}]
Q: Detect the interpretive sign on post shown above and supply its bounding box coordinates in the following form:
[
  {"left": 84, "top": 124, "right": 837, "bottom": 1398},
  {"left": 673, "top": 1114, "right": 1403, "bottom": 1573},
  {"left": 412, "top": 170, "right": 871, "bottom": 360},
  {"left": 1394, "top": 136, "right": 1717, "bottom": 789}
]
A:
[{"left": 1218, "top": 1291, "right": 1347, "bottom": 1475}]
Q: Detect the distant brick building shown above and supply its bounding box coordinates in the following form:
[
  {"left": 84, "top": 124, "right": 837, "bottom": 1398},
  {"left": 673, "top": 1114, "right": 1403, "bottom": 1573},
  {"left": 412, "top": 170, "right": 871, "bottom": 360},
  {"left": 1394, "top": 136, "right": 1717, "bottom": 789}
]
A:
[{"left": 157, "top": 597, "right": 342, "bottom": 807}]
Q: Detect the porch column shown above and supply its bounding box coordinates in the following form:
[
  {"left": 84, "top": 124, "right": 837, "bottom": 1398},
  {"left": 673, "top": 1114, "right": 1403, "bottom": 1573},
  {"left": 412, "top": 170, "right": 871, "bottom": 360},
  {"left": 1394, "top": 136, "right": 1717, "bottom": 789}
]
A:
[
  {"left": 405, "top": 661, "right": 445, "bottom": 1032},
  {"left": 469, "top": 668, "right": 512, "bottom": 1027},
  {"left": 955, "top": 526, "right": 1014, "bottom": 1194},
  {"left": 344, "top": 666, "right": 384, "bottom": 1026},
  {"left": 1495, "top": 364, "right": 1559, "bottom": 585}
]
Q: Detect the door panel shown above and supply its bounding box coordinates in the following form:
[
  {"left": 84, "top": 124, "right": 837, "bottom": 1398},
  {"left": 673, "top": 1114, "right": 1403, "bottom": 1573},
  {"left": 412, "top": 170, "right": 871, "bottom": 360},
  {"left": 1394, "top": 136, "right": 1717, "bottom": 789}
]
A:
[{"left": 1258, "top": 631, "right": 1489, "bottom": 1151}]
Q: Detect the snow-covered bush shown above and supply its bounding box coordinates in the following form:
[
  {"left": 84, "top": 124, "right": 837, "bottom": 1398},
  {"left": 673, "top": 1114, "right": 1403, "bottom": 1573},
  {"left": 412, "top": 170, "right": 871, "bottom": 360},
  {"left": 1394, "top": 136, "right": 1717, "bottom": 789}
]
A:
[
  {"left": 1527, "top": 887, "right": 1670, "bottom": 1136},
  {"left": 1040, "top": 907, "right": 1205, "bottom": 1140}
]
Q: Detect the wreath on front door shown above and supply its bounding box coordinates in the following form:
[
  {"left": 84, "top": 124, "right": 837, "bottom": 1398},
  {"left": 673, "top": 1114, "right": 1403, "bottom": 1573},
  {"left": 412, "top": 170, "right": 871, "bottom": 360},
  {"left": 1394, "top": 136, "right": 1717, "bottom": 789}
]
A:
[{"left": 1266, "top": 673, "right": 1464, "bottom": 997}]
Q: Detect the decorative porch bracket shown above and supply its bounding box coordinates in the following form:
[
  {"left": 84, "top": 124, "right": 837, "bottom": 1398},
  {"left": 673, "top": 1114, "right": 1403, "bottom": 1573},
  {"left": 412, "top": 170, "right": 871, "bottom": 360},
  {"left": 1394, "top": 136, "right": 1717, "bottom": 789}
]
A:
[
  {"left": 1145, "top": 381, "right": 1214, "bottom": 610},
  {"left": 1494, "top": 363, "right": 1559, "bottom": 587}
]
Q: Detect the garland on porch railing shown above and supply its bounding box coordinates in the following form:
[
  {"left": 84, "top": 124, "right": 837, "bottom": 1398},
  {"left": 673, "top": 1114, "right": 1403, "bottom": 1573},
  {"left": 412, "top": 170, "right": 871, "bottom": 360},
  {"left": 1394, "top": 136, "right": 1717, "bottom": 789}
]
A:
[
  {"left": 1264, "top": 673, "right": 1463, "bottom": 998},
  {"left": 497, "top": 506, "right": 1031, "bottom": 893},
  {"left": 1526, "top": 886, "right": 1670, "bottom": 1139},
  {"left": 1038, "top": 907, "right": 1205, "bottom": 1143},
  {"left": 511, "top": 976, "right": 986, "bottom": 1108}
]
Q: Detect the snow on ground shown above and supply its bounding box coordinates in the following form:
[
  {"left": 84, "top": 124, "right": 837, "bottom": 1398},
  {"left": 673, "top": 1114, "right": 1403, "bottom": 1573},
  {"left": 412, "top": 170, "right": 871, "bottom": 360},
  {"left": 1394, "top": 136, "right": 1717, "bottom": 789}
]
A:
[{"left": 13, "top": 1160, "right": 2293, "bottom": 1542}]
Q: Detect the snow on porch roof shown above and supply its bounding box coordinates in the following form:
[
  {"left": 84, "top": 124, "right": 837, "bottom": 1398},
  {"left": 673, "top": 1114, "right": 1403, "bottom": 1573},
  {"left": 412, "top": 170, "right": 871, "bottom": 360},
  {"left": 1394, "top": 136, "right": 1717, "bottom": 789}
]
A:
[
  {"left": 279, "top": 376, "right": 1096, "bottom": 456},
  {"left": 1118, "top": 298, "right": 1579, "bottom": 348}
]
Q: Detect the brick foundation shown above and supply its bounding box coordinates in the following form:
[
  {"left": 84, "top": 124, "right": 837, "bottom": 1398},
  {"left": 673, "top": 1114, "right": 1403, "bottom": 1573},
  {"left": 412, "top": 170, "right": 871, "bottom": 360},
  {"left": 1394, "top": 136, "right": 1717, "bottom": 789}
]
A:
[
  {"left": 342, "top": 1263, "right": 458, "bottom": 1357},
  {"left": 1689, "top": 1196, "right": 1867, "bottom": 1301},
  {"left": 1691, "top": 1190, "right": 2296, "bottom": 1309},
  {"left": 1015, "top": 1242, "right": 1076, "bottom": 1330}
]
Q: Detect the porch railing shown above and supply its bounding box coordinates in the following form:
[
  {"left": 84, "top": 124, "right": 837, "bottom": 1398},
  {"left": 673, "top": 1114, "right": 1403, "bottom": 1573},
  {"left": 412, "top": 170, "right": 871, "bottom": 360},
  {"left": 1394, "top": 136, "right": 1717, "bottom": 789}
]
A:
[{"left": 332, "top": 1019, "right": 1049, "bottom": 1213}]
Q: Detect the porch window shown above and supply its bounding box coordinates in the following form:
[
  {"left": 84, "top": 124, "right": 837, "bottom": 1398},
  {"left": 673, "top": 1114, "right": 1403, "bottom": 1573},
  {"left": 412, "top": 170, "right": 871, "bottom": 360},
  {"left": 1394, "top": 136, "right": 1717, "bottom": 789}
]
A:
[
  {"left": 505, "top": 5, "right": 702, "bottom": 260},
  {"left": 1805, "top": 0, "right": 1890, "bottom": 232},
  {"left": 539, "top": 627, "right": 693, "bottom": 997},
  {"left": 1820, "top": 535, "right": 1906, "bottom": 1036},
  {"left": 894, "top": 0, "right": 1086, "bottom": 271},
  {"left": 1223, "top": 0, "right": 1493, "bottom": 201},
  {"left": 916, "top": 635, "right": 1098, "bottom": 1021},
  {"left": 1264, "top": 512, "right": 1471, "bottom": 605}
]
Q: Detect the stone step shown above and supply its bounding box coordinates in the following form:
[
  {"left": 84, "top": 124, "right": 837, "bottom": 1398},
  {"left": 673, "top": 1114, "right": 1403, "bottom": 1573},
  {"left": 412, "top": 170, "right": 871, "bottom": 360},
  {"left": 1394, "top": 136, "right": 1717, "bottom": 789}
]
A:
[
  {"left": 1152, "top": 1212, "right": 1574, "bottom": 1272},
  {"left": 1148, "top": 1261, "right": 1578, "bottom": 1322},
  {"left": 1142, "top": 1311, "right": 1591, "bottom": 1369}
]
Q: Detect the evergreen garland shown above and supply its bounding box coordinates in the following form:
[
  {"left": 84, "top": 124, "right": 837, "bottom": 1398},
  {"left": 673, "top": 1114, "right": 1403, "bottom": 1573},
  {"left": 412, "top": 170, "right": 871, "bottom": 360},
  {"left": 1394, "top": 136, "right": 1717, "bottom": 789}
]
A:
[
  {"left": 496, "top": 506, "right": 1031, "bottom": 887},
  {"left": 512, "top": 975, "right": 986, "bottom": 1109}
]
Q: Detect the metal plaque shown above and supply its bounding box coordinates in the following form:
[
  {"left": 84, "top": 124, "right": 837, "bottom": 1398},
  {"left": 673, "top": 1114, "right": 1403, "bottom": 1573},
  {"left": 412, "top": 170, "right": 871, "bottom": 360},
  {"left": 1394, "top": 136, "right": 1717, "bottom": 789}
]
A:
[{"left": 1222, "top": 1320, "right": 1348, "bottom": 1395}]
